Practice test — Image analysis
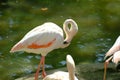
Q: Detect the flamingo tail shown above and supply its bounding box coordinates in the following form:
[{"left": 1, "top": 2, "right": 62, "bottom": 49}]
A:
[{"left": 10, "top": 42, "right": 24, "bottom": 53}]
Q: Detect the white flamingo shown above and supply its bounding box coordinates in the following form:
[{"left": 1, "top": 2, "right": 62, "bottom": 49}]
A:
[
  {"left": 103, "top": 36, "right": 120, "bottom": 80},
  {"left": 43, "top": 54, "right": 78, "bottom": 80},
  {"left": 10, "top": 19, "right": 78, "bottom": 80}
]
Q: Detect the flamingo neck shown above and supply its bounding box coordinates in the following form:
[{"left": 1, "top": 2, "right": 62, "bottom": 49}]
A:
[
  {"left": 69, "top": 70, "right": 75, "bottom": 80},
  {"left": 66, "top": 55, "right": 75, "bottom": 80},
  {"left": 63, "top": 19, "right": 78, "bottom": 44}
]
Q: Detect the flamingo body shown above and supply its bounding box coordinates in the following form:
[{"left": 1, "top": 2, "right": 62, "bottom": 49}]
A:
[
  {"left": 10, "top": 22, "right": 64, "bottom": 56},
  {"left": 112, "top": 51, "right": 120, "bottom": 64},
  {"left": 104, "top": 36, "right": 120, "bottom": 80},
  {"left": 43, "top": 71, "right": 78, "bottom": 80}
]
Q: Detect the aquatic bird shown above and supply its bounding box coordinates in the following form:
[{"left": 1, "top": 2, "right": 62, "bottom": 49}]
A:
[
  {"left": 10, "top": 19, "right": 78, "bottom": 80},
  {"left": 43, "top": 54, "right": 78, "bottom": 80},
  {"left": 103, "top": 36, "right": 120, "bottom": 80},
  {"left": 105, "top": 36, "right": 120, "bottom": 59}
]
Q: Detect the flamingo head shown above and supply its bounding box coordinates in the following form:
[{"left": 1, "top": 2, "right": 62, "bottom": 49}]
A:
[{"left": 63, "top": 19, "right": 78, "bottom": 43}]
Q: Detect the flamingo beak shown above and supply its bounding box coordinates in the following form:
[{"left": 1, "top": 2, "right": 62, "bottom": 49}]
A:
[{"left": 104, "top": 54, "right": 113, "bottom": 61}]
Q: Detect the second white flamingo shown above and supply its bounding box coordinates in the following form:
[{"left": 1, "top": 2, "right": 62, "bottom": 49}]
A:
[{"left": 43, "top": 54, "right": 78, "bottom": 80}]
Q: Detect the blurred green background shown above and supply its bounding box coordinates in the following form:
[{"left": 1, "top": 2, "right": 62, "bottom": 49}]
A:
[{"left": 0, "top": 0, "right": 120, "bottom": 80}]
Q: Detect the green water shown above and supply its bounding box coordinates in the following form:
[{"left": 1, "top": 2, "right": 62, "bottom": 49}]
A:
[{"left": 0, "top": 0, "right": 120, "bottom": 80}]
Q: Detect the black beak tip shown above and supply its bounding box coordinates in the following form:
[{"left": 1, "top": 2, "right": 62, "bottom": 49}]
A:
[
  {"left": 63, "top": 41, "right": 69, "bottom": 44},
  {"left": 104, "top": 54, "right": 113, "bottom": 61}
]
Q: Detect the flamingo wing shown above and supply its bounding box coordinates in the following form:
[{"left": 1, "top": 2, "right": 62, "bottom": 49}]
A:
[
  {"left": 43, "top": 71, "right": 69, "bottom": 80},
  {"left": 112, "top": 51, "right": 120, "bottom": 64},
  {"left": 43, "top": 71, "right": 78, "bottom": 80}
]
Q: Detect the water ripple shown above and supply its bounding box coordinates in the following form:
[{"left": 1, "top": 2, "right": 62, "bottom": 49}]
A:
[{"left": 59, "top": 60, "right": 66, "bottom": 66}]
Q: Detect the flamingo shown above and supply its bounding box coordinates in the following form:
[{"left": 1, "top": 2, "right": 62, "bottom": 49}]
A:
[
  {"left": 103, "top": 36, "right": 120, "bottom": 80},
  {"left": 43, "top": 54, "right": 78, "bottom": 80},
  {"left": 10, "top": 19, "right": 78, "bottom": 80}
]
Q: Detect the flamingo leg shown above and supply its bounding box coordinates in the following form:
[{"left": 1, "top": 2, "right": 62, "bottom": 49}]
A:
[
  {"left": 103, "top": 56, "right": 113, "bottom": 80},
  {"left": 35, "top": 56, "right": 46, "bottom": 80},
  {"left": 41, "top": 56, "right": 47, "bottom": 78}
]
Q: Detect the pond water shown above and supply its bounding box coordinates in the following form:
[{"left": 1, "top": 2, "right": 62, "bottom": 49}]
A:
[{"left": 0, "top": 0, "right": 120, "bottom": 80}]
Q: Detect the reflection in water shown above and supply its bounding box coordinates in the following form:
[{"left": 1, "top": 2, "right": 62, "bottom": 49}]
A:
[{"left": 0, "top": 0, "right": 120, "bottom": 80}]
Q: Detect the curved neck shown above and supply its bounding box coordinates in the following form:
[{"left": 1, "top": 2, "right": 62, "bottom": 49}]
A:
[{"left": 63, "top": 19, "right": 78, "bottom": 43}]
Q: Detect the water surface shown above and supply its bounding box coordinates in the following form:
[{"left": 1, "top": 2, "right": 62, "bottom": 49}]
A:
[{"left": 0, "top": 0, "right": 120, "bottom": 80}]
